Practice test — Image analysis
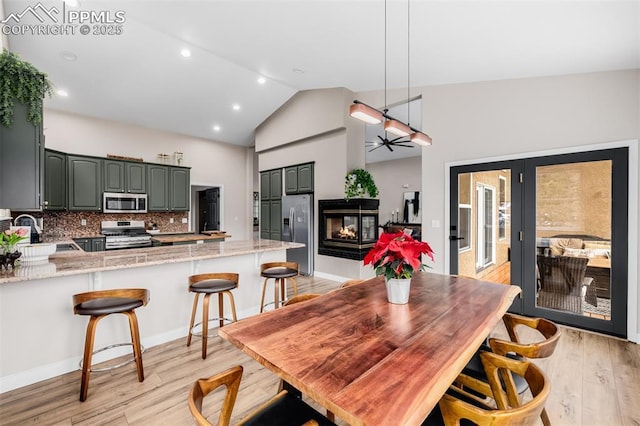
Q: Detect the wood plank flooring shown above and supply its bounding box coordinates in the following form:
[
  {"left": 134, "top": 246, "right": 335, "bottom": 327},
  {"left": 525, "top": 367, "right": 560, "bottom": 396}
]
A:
[{"left": 1, "top": 275, "right": 638, "bottom": 425}]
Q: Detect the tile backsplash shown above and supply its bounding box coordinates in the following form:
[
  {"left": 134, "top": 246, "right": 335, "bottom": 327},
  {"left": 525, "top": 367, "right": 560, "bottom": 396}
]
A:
[{"left": 11, "top": 211, "right": 189, "bottom": 240}]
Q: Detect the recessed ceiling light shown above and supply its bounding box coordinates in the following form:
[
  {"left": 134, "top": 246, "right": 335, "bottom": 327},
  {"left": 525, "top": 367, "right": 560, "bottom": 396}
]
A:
[
  {"left": 213, "top": 125, "right": 221, "bottom": 132},
  {"left": 60, "top": 51, "right": 78, "bottom": 61},
  {"left": 232, "top": 104, "right": 241, "bottom": 111},
  {"left": 56, "top": 89, "right": 69, "bottom": 97},
  {"left": 180, "top": 48, "right": 191, "bottom": 58},
  {"left": 257, "top": 76, "right": 266, "bottom": 84}
]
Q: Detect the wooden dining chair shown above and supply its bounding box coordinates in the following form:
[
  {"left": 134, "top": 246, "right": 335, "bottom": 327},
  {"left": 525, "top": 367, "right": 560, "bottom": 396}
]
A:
[
  {"left": 340, "top": 279, "right": 365, "bottom": 288},
  {"left": 461, "top": 313, "right": 560, "bottom": 426},
  {"left": 188, "top": 365, "right": 335, "bottom": 426},
  {"left": 283, "top": 293, "right": 322, "bottom": 306},
  {"left": 427, "top": 352, "right": 550, "bottom": 426}
]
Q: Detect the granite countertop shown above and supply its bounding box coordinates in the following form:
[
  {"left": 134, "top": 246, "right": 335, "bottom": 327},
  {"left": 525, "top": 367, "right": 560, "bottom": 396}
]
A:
[
  {"left": 151, "top": 233, "right": 230, "bottom": 243},
  {"left": 0, "top": 239, "right": 303, "bottom": 284}
]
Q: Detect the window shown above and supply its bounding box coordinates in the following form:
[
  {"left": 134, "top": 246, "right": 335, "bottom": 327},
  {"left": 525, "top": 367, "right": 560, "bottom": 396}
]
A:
[
  {"left": 498, "top": 176, "right": 507, "bottom": 240},
  {"left": 476, "top": 183, "right": 496, "bottom": 269},
  {"left": 458, "top": 173, "right": 472, "bottom": 252},
  {"left": 458, "top": 205, "right": 471, "bottom": 252}
]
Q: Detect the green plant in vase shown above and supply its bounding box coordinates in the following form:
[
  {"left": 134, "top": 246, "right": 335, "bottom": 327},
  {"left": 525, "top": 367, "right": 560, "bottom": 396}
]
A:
[
  {"left": 0, "top": 228, "right": 29, "bottom": 270},
  {"left": 345, "top": 168, "right": 378, "bottom": 201}
]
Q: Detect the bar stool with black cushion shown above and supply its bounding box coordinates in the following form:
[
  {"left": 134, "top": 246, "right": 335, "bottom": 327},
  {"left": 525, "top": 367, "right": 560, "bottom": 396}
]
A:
[
  {"left": 259, "top": 262, "right": 299, "bottom": 313},
  {"left": 460, "top": 313, "right": 560, "bottom": 426},
  {"left": 188, "top": 364, "right": 335, "bottom": 426},
  {"left": 72, "top": 288, "right": 150, "bottom": 402},
  {"left": 187, "top": 272, "right": 238, "bottom": 360}
]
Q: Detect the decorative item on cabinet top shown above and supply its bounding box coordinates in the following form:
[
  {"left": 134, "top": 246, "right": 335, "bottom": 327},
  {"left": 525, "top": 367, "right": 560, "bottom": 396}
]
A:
[{"left": 106, "top": 154, "right": 144, "bottom": 162}]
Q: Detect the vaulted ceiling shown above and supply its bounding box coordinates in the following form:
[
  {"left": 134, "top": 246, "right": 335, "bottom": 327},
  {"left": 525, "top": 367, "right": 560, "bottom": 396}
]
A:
[{"left": 3, "top": 0, "right": 638, "bottom": 155}]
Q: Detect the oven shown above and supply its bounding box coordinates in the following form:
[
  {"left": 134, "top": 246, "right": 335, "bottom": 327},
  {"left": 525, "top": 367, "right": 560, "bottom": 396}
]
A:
[
  {"left": 101, "top": 220, "right": 152, "bottom": 250},
  {"left": 103, "top": 192, "right": 147, "bottom": 214}
]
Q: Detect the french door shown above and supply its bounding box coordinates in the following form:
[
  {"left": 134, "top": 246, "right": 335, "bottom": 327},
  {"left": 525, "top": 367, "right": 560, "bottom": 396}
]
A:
[{"left": 449, "top": 148, "right": 628, "bottom": 337}]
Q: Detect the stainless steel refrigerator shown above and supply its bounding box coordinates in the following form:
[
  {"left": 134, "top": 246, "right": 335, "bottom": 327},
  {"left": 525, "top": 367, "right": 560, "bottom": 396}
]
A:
[{"left": 282, "top": 194, "right": 314, "bottom": 275}]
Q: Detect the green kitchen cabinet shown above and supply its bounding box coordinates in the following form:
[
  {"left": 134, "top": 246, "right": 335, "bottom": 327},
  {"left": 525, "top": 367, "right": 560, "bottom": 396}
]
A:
[
  {"left": 103, "top": 160, "right": 125, "bottom": 193},
  {"left": 67, "top": 155, "right": 102, "bottom": 211},
  {"left": 269, "top": 199, "right": 282, "bottom": 240},
  {"left": 104, "top": 160, "right": 146, "bottom": 194},
  {"left": 170, "top": 167, "right": 190, "bottom": 211},
  {"left": 126, "top": 162, "right": 147, "bottom": 194},
  {"left": 44, "top": 149, "right": 67, "bottom": 210},
  {"left": 259, "top": 169, "right": 282, "bottom": 240},
  {"left": 260, "top": 171, "right": 270, "bottom": 200},
  {"left": 0, "top": 102, "right": 44, "bottom": 210},
  {"left": 260, "top": 200, "right": 270, "bottom": 239},
  {"left": 73, "top": 236, "right": 105, "bottom": 252},
  {"left": 147, "top": 164, "right": 169, "bottom": 211},
  {"left": 285, "top": 163, "right": 314, "bottom": 194}
]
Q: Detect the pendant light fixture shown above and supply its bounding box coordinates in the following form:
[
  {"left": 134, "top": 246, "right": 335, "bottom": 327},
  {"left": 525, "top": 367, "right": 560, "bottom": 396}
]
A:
[{"left": 349, "top": 0, "right": 432, "bottom": 147}]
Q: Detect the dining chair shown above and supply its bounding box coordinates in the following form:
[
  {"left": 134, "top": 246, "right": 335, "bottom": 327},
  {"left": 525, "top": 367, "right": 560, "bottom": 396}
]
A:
[
  {"left": 461, "top": 313, "right": 560, "bottom": 426},
  {"left": 283, "top": 293, "right": 322, "bottom": 306},
  {"left": 423, "top": 351, "right": 550, "bottom": 425},
  {"left": 340, "top": 279, "right": 365, "bottom": 288},
  {"left": 188, "top": 365, "right": 335, "bottom": 426}
]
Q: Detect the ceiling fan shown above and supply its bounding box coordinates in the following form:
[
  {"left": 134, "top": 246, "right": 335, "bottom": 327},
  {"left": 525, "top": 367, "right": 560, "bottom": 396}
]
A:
[{"left": 366, "top": 134, "right": 415, "bottom": 152}]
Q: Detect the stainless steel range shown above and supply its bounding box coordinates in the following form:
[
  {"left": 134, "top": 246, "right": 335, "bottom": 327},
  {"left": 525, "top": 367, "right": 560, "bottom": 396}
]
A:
[{"left": 101, "top": 220, "right": 152, "bottom": 250}]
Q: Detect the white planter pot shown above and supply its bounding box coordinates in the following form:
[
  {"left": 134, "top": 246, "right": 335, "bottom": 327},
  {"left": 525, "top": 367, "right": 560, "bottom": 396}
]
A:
[{"left": 385, "top": 278, "right": 411, "bottom": 304}]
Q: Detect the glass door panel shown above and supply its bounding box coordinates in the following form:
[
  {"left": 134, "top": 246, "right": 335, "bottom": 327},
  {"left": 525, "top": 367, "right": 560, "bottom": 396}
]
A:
[
  {"left": 534, "top": 161, "right": 612, "bottom": 321},
  {"left": 454, "top": 169, "right": 513, "bottom": 285}
]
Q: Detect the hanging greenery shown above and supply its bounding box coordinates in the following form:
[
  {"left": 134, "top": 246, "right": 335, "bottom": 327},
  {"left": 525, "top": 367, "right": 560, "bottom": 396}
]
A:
[
  {"left": 0, "top": 49, "right": 53, "bottom": 128},
  {"left": 345, "top": 168, "right": 379, "bottom": 200}
]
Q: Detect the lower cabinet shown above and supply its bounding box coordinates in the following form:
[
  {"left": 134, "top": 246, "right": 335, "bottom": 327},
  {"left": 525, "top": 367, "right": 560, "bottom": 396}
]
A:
[{"left": 73, "top": 237, "right": 106, "bottom": 252}]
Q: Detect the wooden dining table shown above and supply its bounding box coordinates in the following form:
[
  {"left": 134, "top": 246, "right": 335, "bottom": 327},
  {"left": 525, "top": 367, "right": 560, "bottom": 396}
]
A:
[{"left": 219, "top": 272, "right": 521, "bottom": 426}]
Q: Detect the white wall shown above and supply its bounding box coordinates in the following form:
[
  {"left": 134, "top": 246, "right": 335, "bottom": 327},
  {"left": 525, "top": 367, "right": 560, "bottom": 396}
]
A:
[
  {"left": 367, "top": 156, "right": 422, "bottom": 225},
  {"left": 43, "top": 109, "right": 251, "bottom": 240}
]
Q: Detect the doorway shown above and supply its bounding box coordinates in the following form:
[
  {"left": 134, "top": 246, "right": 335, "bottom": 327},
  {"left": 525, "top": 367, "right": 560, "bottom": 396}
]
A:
[
  {"left": 195, "top": 187, "right": 220, "bottom": 233},
  {"left": 449, "top": 148, "right": 628, "bottom": 337}
]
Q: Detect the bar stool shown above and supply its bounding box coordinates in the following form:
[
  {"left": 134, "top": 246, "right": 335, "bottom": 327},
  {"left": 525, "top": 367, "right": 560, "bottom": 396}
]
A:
[
  {"left": 187, "top": 272, "right": 238, "bottom": 359},
  {"left": 72, "top": 288, "right": 149, "bottom": 402},
  {"left": 259, "top": 261, "right": 299, "bottom": 312}
]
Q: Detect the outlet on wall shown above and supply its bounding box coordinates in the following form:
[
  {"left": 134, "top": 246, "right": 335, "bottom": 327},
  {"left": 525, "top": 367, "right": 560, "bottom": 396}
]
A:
[
  {"left": 81, "top": 219, "right": 86, "bottom": 226},
  {"left": 169, "top": 218, "right": 174, "bottom": 224},
  {"left": 181, "top": 218, "right": 187, "bottom": 224}
]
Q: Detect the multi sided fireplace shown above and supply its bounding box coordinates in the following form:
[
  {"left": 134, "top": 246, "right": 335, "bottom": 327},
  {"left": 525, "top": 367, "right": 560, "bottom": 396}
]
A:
[{"left": 318, "top": 198, "right": 379, "bottom": 260}]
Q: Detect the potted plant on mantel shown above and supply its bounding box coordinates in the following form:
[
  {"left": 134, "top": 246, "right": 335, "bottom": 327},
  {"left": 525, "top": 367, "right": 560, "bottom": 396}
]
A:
[
  {"left": 344, "top": 168, "right": 379, "bottom": 201},
  {"left": 0, "top": 49, "right": 52, "bottom": 128},
  {"left": 364, "top": 231, "right": 434, "bottom": 304}
]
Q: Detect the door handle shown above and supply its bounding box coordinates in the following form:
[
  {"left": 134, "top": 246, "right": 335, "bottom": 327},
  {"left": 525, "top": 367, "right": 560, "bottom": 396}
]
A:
[
  {"left": 449, "top": 236, "right": 465, "bottom": 241},
  {"left": 289, "top": 207, "right": 295, "bottom": 242}
]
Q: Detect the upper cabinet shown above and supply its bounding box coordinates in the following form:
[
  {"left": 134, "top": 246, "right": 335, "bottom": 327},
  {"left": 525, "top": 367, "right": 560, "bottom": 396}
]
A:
[
  {"left": 147, "top": 164, "right": 169, "bottom": 211},
  {"left": 67, "top": 155, "right": 102, "bottom": 211},
  {"left": 44, "top": 149, "right": 67, "bottom": 211},
  {"left": 261, "top": 169, "right": 282, "bottom": 200},
  {"left": 170, "top": 167, "right": 190, "bottom": 211},
  {"left": 104, "top": 160, "right": 147, "bottom": 194},
  {"left": 0, "top": 103, "right": 44, "bottom": 210},
  {"left": 285, "top": 163, "right": 314, "bottom": 195}
]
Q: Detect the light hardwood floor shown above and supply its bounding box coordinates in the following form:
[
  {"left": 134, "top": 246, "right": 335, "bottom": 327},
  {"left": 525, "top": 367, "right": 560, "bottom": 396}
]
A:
[{"left": 1, "top": 276, "right": 638, "bottom": 425}]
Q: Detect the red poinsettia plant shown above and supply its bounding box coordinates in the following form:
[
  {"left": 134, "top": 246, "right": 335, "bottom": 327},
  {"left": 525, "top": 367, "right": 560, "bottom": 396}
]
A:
[{"left": 364, "top": 231, "right": 434, "bottom": 280}]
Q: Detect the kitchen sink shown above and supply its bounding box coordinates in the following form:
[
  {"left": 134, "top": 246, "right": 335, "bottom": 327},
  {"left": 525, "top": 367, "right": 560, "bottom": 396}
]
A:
[{"left": 55, "top": 243, "right": 80, "bottom": 252}]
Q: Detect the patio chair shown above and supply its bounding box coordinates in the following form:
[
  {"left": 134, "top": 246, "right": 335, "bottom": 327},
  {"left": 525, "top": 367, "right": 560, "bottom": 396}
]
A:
[{"left": 536, "top": 255, "right": 593, "bottom": 314}]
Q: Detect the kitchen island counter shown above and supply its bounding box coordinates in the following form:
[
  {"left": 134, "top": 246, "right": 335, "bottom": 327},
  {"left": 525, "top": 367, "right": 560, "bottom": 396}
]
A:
[
  {"left": 1, "top": 238, "right": 303, "bottom": 393},
  {"left": 0, "top": 239, "right": 300, "bottom": 284}
]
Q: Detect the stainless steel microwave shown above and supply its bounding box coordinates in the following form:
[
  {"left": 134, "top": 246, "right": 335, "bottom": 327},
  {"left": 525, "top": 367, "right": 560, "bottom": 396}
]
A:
[{"left": 103, "top": 192, "right": 147, "bottom": 213}]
